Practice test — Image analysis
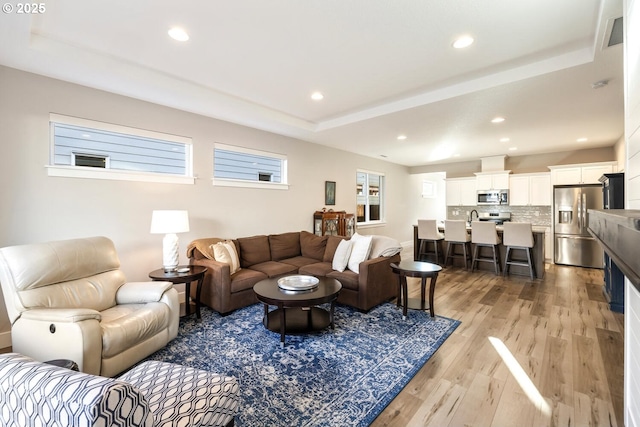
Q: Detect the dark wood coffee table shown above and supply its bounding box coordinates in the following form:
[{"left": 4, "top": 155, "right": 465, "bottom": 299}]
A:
[
  {"left": 391, "top": 260, "right": 442, "bottom": 319},
  {"left": 253, "top": 276, "right": 342, "bottom": 347}
]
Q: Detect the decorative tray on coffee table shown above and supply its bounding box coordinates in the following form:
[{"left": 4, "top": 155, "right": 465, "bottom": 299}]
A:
[{"left": 277, "top": 275, "right": 319, "bottom": 291}]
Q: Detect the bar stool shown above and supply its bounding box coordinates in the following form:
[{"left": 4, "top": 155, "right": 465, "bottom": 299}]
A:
[
  {"left": 417, "top": 219, "right": 444, "bottom": 264},
  {"left": 503, "top": 222, "right": 536, "bottom": 280},
  {"left": 444, "top": 220, "right": 472, "bottom": 269},
  {"left": 471, "top": 221, "right": 502, "bottom": 275}
]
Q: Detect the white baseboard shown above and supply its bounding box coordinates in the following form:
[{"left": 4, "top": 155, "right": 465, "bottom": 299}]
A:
[{"left": 0, "top": 330, "right": 11, "bottom": 350}]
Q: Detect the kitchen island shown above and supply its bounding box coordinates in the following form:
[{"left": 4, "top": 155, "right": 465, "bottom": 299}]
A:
[{"left": 412, "top": 224, "right": 546, "bottom": 279}]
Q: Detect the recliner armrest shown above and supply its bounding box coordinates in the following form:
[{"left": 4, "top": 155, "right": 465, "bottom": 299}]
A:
[
  {"left": 116, "top": 281, "right": 174, "bottom": 304},
  {"left": 20, "top": 308, "right": 101, "bottom": 322}
]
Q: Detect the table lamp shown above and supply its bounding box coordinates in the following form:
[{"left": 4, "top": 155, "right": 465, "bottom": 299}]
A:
[{"left": 150, "top": 210, "right": 190, "bottom": 272}]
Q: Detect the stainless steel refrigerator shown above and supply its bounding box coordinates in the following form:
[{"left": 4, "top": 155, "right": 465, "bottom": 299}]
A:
[{"left": 554, "top": 184, "right": 603, "bottom": 268}]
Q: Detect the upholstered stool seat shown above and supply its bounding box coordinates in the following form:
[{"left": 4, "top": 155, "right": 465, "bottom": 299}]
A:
[
  {"left": 502, "top": 222, "right": 536, "bottom": 280},
  {"left": 120, "top": 360, "right": 239, "bottom": 427},
  {"left": 471, "top": 221, "right": 502, "bottom": 275},
  {"left": 417, "top": 219, "right": 445, "bottom": 264},
  {"left": 444, "top": 220, "right": 472, "bottom": 269}
]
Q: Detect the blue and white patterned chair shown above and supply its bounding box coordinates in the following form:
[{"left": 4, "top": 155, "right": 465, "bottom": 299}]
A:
[{"left": 0, "top": 353, "right": 240, "bottom": 427}]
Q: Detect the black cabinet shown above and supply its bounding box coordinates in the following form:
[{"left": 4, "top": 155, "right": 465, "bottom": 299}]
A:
[{"left": 599, "top": 173, "right": 625, "bottom": 312}]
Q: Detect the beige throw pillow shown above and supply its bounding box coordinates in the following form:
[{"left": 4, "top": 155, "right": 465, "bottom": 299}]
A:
[
  {"left": 332, "top": 239, "right": 353, "bottom": 272},
  {"left": 211, "top": 241, "right": 241, "bottom": 274}
]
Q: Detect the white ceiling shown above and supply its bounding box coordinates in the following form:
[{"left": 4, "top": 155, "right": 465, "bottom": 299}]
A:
[{"left": 0, "top": 0, "right": 624, "bottom": 167}]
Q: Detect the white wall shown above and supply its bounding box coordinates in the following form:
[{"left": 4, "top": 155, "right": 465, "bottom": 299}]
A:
[
  {"left": 408, "top": 172, "right": 447, "bottom": 223},
  {"left": 0, "top": 65, "right": 417, "bottom": 343},
  {"left": 625, "top": 0, "right": 640, "bottom": 425}
]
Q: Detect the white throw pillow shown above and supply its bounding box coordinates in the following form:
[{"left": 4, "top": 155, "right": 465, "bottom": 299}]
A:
[
  {"left": 332, "top": 239, "right": 353, "bottom": 272},
  {"left": 347, "top": 233, "right": 373, "bottom": 273},
  {"left": 211, "top": 240, "right": 241, "bottom": 274}
]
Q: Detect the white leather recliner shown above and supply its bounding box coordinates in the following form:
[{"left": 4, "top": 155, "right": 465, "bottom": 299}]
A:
[{"left": 0, "top": 236, "right": 179, "bottom": 377}]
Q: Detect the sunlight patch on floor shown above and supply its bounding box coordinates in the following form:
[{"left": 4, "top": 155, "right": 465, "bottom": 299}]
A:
[{"left": 489, "top": 336, "right": 551, "bottom": 416}]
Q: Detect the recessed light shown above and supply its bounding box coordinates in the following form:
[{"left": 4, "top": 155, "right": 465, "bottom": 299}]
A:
[
  {"left": 508, "top": 147, "right": 518, "bottom": 151},
  {"left": 311, "top": 92, "right": 324, "bottom": 101},
  {"left": 453, "top": 153, "right": 461, "bottom": 157},
  {"left": 491, "top": 117, "right": 506, "bottom": 123},
  {"left": 397, "top": 135, "right": 407, "bottom": 141},
  {"left": 168, "top": 27, "right": 189, "bottom": 42},
  {"left": 453, "top": 36, "right": 474, "bottom": 49},
  {"left": 500, "top": 137, "right": 510, "bottom": 142},
  {"left": 577, "top": 137, "right": 588, "bottom": 142}
]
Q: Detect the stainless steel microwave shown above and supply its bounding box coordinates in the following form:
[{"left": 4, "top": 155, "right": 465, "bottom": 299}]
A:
[{"left": 477, "top": 189, "right": 509, "bottom": 205}]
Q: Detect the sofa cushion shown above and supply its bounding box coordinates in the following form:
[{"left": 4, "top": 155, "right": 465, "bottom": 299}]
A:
[
  {"left": 347, "top": 233, "right": 373, "bottom": 273},
  {"left": 327, "top": 269, "right": 359, "bottom": 291},
  {"left": 299, "top": 262, "right": 335, "bottom": 277},
  {"left": 332, "top": 239, "right": 353, "bottom": 272},
  {"left": 248, "top": 261, "right": 297, "bottom": 278},
  {"left": 269, "top": 232, "right": 301, "bottom": 261},
  {"left": 100, "top": 302, "right": 171, "bottom": 358},
  {"left": 230, "top": 269, "right": 267, "bottom": 293},
  {"left": 279, "top": 256, "right": 319, "bottom": 269},
  {"left": 237, "top": 235, "right": 271, "bottom": 268},
  {"left": 323, "top": 235, "right": 348, "bottom": 263},
  {"left": 300, "top": 231, "right": 328, "bottom": 261}
]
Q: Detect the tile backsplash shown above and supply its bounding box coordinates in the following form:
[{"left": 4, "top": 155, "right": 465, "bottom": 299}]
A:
[{"left": 447, "top": 205, "right": 551, "bottom": 226}]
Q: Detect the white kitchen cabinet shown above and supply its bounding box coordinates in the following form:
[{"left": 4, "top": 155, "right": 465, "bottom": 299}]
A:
[
  {"left": 530, "top": 175, "right": 551, "bottom": 205},
  {"left": 475, "top": 171, "right": 511, "bottom": 190},
  {"left": 508, "top": 173, "right": 551, "bottom": 206},
  {"left": 508, "top": 175, "right": 530, "bottom": 206},
  {"left": 446, "top": 177, "right": 477, "bottom": 206},
  {"left": 549, "top": 162, "right": 616, "bottom": 185}
]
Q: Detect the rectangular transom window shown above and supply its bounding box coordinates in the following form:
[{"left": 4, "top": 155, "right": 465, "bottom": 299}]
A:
[
  {"left": 213, "top": 143, "right": 288, "bottom": 189},
  {"left": 356, "top": 170, "right": 385, "bottom": 224},
  {"left": 48, "top": 114, "right": 194, "bottom": 184}
]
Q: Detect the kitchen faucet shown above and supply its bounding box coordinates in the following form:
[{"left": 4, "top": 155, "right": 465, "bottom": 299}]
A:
[{"left": 469, "top": 209, "right": 479, "bottom": 223}]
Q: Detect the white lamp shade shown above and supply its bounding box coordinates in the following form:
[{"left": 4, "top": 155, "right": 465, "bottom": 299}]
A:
[{"left": 150, "top": 210, "right": 190, "bottom": 234}]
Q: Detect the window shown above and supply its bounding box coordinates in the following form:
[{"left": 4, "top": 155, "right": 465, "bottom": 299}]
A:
[
  {"left": 213, "top": 143, "right": 288, "bottom": 189},
  {"left": 422, "top": 180, "right": 436, "bottom": 198},
  {"left": 356, "top": 170, "right": 385, "bottom": 224},
  {"left": 48, "top": 114, "right": 194, "bottom": 184}
]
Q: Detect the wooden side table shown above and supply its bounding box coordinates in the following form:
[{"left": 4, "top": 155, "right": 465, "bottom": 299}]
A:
[
  {"left": 390, "top": 260, "right": 442, "bottom": 319},
  {"left": 149, "top": 265, "right": 207, "bottom": 319}
]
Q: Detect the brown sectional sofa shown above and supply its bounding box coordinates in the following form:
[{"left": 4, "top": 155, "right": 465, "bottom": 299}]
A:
[{"left": 187, "top": 231, "right": 401, "bottom": 315}]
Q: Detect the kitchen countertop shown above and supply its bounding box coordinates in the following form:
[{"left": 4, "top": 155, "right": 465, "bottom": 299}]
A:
[{"left": 427, "top": 223, "right": 549, "bottom": 233}]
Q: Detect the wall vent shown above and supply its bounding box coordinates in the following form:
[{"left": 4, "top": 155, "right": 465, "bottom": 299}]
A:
[{"left": 603, "top": 16, "right": 623, "bottom": 48}]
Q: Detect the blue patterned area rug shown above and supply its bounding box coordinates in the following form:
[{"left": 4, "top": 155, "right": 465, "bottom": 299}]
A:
[{"left": 145, "top": 302, "right": 459, "bottom": 427}]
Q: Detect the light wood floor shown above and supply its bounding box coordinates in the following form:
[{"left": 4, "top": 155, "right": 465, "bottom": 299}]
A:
[{"left": 371, "top": 263, "right": 624, "bottom": 427}]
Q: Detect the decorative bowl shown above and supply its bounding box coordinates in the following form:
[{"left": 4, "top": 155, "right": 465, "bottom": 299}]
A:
[{"left": 277, "top": 275, "right": 319, "bottom": 291}]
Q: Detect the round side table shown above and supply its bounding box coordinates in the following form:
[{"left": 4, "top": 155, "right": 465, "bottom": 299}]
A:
[
  {"left": 149, "top": 265, "right": 207, "bottom": 319},
  {"left": 390, "top": 260, "right": 442, "bottom": 319}
]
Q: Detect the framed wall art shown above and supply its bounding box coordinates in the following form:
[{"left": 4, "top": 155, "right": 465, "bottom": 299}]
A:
[{"left": 325, "top": 181, "right": 336, "bottom": 205}]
